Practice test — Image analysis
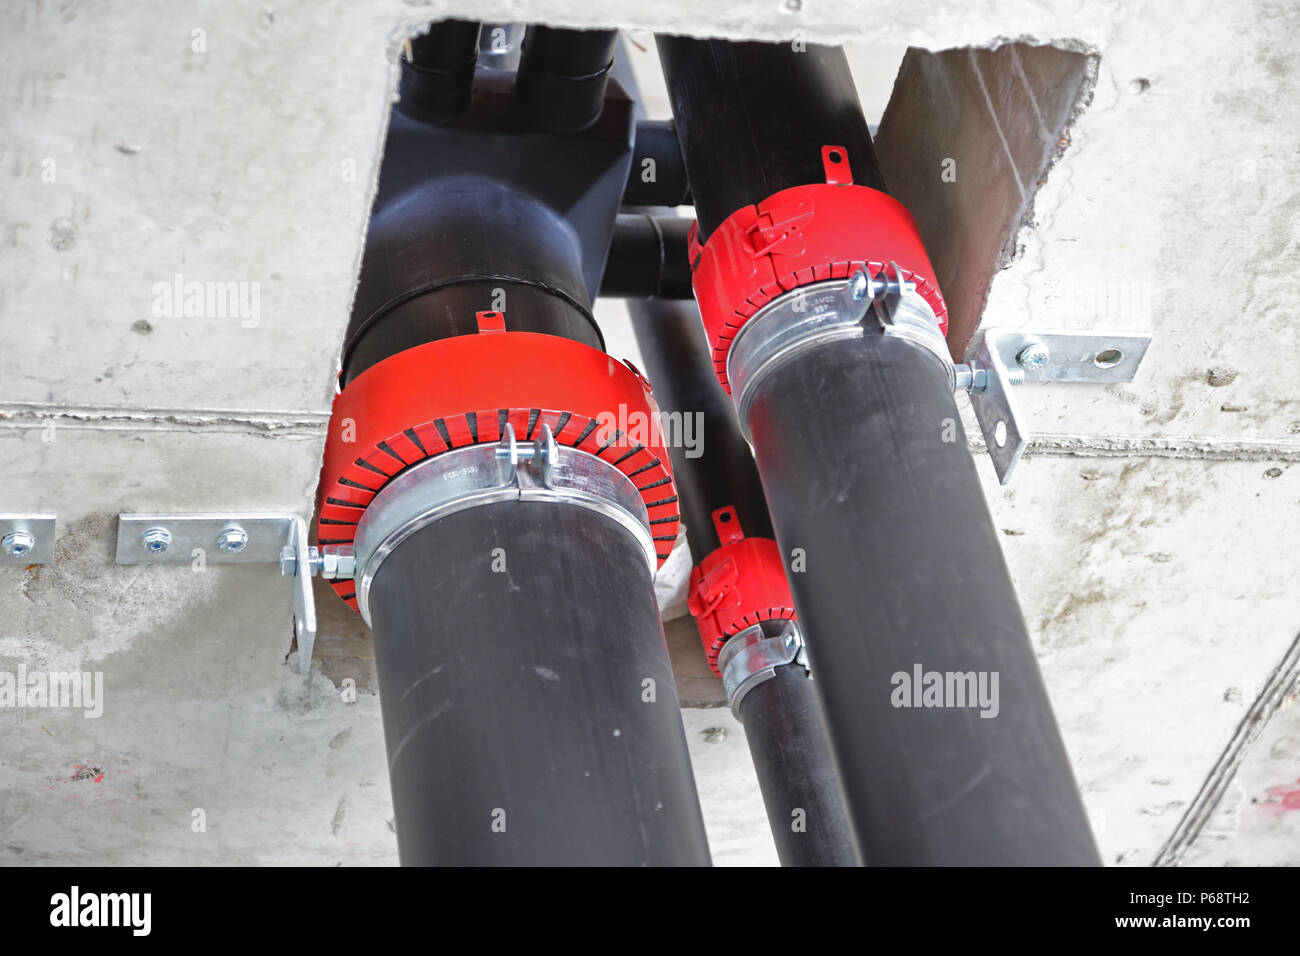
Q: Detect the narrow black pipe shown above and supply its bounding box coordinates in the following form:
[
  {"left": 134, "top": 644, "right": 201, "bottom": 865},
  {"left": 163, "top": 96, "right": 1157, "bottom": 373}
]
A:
[
  {"left": 399, "top": 19, "right": 480, "bottom": 125},
  {"left": 369, "top": 501, "right": 712, "bottom": 866},
  {"left": 628, "top": 296, "right": 857, "bottom": 866},
  {"left": 515, "top": 25, "right": 619, "bottom": 132},
  {"left": 657, "top": 35, "right": 1099, "bottom": 865},
  {"left": 626, "top": 298, "right": 770, "bottom": 554},
  {"left": 738, "top": 656, "right": 861, "bottom": 866},
  {"left": 599, "top": 215, "right": 694, "bottom": 300},
  {"left": 744, "top": 332, "right": 1099, "bottom": 865},
  {"left": 654, "top": 35, "right": 885, "bottom": 239},
  {"left": 623, "top": 121, "right": 691, "bottom": 207}
]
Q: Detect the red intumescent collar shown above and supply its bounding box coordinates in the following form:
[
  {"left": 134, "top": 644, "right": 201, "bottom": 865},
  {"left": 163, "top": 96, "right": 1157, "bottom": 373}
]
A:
[
  {"left": 688, "top": 145, "right": 948, "bottom": 393},
  {"left": 687, "top": 506, "right": 797, "bottom": 677},
  {"left": 317, "top": 325, "right": 680, "bottom": 611}
]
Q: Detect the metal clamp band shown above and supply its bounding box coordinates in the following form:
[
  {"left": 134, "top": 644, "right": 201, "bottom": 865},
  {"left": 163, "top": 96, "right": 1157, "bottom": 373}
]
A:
[
  {"left": 724, "top": 266, "right": 1154, "bottom": 488},
  {"left": 718, "top": 619, "right": 809, "bottom": 717},
  {"left": 350, "top": 424, "right": 656, "bottom": 625},
  {"left": 727, "top": 265, "right": 952, "bottom": 438}
]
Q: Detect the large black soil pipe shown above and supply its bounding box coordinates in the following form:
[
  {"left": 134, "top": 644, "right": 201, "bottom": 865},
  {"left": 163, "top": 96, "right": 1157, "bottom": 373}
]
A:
[
  {"left": 656, "top": 35, "right": 1099, "bottom": 865},
  {"left": 627, "top": 296, "right": 858, "bottom": 866},
  {"left": 745, "top": 334, "right": 1099, "bottom": 865},
  {"left": 370, "top": 501, "right": 710, "bottom": 866},
  {"left": 346, "top": 47, "right": 711, "bottom": 866}
]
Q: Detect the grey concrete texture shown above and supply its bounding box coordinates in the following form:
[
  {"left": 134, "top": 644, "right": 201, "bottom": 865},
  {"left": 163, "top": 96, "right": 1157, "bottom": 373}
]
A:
[{"left": 2, "top": 0, "right": 1298, "bottom": 865}]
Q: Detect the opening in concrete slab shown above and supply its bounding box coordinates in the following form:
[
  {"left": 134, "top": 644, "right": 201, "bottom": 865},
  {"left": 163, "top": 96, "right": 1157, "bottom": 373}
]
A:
[
  {"left": 873, "top": 42, "right": 1098, "bottom": 359},
  {"left": 309, "top": 27, "right": 1097, "bottom": 706}
]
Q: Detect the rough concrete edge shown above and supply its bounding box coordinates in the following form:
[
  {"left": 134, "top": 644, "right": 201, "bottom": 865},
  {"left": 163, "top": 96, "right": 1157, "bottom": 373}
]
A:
[
  {"left": 992, "top": 38, "right": 1101, "bottom": 273},
  {"left": 875, "top": 35, "right": 1102, "bottom": 359},
  {"left": 957, "top": 37, "right": 1101, "bottom": 359},
  {"left": 1152, "top": 630, "right": 1300, "bottom": 866}
]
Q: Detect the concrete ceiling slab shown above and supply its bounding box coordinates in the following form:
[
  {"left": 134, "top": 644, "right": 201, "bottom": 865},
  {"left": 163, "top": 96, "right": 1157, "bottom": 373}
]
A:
[{"left": 3, "top": 0, "right": 1298, "bottom": 866}]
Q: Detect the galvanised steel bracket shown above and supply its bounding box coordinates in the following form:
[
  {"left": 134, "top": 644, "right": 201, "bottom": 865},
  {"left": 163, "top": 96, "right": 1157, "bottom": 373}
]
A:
[
  {"left": 114, "top": 513, "right": 318, "bottom": 673},
  {"left": 958, "top": 329, "right": 1153, "bottom": 484},
  {"left": 0, "top": 513, "right": 57, "bottom": 565}
]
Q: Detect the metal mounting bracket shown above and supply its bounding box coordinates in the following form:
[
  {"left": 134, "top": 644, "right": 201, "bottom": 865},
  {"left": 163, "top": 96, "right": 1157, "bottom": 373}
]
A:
[
  {"left": 0, "top": 513, "right": 57, "bottom": 565},
  {"left": 114, "top": 513, "right": 317, "bottom": 673},
  {"left": 960, "top": 328, "right": 1153, "bottom": 485}
]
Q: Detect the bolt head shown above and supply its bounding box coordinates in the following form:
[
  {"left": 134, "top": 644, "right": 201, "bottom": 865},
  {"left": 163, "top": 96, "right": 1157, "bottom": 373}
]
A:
[
  {"left": 1017, "top": 342, "right": 1051, "bottom": 370},
  {"left": 140, "top": 527, "right": 171, "bottom": 554},
  {"left": 848, "top": 271, "right": 870, "bottom": 301},
  {"left": 217, "top": 526, "right": 248, "bottom": 554},
  {"left": 2, "top": 531, "right": 35, "bottom": 557},
  {"left": 278, "top": 545, "right": 297, "bottom": 577}
]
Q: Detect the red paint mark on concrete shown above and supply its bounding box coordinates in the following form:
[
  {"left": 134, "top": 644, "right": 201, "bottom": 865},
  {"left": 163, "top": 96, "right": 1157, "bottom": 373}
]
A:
[{"left": 1263, "top": 778, "right": 1300, "bottom": 814}]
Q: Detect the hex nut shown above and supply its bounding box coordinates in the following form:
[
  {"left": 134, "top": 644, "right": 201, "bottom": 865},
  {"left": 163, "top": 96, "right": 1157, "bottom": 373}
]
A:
[
  {"left": 217, "top": 526, "right": 248, "bottom": 554},
  {"left": 140, "top": 527, "right": 171, "bottom": 554},
  {"left": 1, "top": 531, "right": 35, "bottom": 557}
]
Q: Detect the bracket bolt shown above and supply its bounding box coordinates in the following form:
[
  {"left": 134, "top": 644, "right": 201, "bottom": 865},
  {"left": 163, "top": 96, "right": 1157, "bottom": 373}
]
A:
[
  {"left": 217, "top": 526, "right": 248, "bottom": 554},
  {"left": 279, "top": 545, "right": 323, "bottom": 578},
  {"left": 849, "top": 265, "right": 916, "bottom": 302},
  {"left": 1017, "top": 342, "right": 1051, "bottom": 371},
  {"left": 848, "top": 270, "right": 870, "bottom": 301},
  {"left": 2, "top": 531, "right": 35, "bottom": 557},
  {"left": 140, "top": 527, "right": 171, "bottom": 554},
  {"left": 953, "top": 365, "right": 990, "bottom": 394}
]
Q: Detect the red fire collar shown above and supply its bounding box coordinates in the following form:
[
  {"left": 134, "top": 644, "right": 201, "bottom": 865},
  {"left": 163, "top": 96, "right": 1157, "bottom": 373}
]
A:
[
  {"left": 688, "top": 145, "right": 949, "bottom": 393},
  {"left": 317, "top": 317, "right": 680, "bottom": 610},
  {"left": 687, "top": 506, "right": 797, "bottom": 677}
]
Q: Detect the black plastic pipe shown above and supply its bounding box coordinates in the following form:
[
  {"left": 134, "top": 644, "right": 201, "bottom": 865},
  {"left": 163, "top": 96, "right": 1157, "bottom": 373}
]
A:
[
  {"left": 655, "top": 35, "right": 885, "bottom": 240},
  {"left": 399, "top": 19, "right": 480, "bottom": 125},
  {"left": 737, "top": 652, "right": 860, "bottom": 866},
  {"left": 345, "top": 45, "right": 711, "bottom": 865},
  {"left": 627, "top": 296, "right": 857, "bottom": 866},
  {"left": 624, "top": 120, "right": 691, "bottom": 207},
  {"left": 515, "top": 25, "right": 619, "bottom": 132},
  {"left": 656, "top": 35, "right": 1100, "bottom": 865},
  {"left": 626, "top": 298, "right": 771, "bottom": 553},
  {"left": 744, "top": 334, "right": 1099, "bottom": 865},
  {"left": 343, "top": 63, "right": 635, "bottom": 382},
  {"left": 369, "top": 501, "right": 711, "bottom": 866},
  {"left": 599, "top": 215, "right": 694, "bottom": 300},
  {"left": 343, "top": 183, "right": 603, "bottom": 383}
]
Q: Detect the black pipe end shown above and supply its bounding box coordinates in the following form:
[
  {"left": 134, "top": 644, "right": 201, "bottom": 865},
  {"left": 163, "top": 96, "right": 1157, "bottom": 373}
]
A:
[
  {"left": 399, "top": 19, "right": 481, "bottom": 124},
  {"left": 515, "top": 26, "right": 619, "bottom": 133}
]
